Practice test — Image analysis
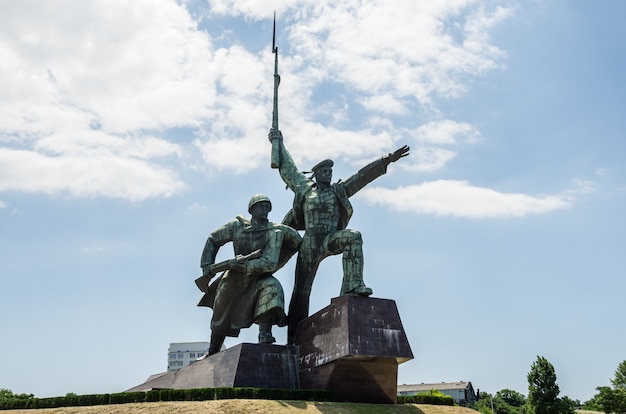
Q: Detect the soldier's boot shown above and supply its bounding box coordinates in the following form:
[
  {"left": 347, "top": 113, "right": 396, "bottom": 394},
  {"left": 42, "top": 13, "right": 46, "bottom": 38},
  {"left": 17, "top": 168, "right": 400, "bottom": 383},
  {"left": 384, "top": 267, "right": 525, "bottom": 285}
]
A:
[
  {"left": 208, "top": 333, "right": 225, "bottom": 355},
  {"left": 258, "top": 322, "right": 276, "bottom": 344},
  {"left": 340, "top": 232, "right": 372, "bottom": 296}
]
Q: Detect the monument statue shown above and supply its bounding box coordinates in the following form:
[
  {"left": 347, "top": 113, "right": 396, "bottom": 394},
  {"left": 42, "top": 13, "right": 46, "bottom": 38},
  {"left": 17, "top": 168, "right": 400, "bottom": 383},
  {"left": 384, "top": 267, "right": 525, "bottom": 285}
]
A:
[
  {"left": 268, "top": 128, "right": 409, "bottom": 343},
  {"left": 127, "top": 18, "right": 413, "bottom": 401},
  {"left": 196, "top": 194, "right": 302, "bottom": 355}
]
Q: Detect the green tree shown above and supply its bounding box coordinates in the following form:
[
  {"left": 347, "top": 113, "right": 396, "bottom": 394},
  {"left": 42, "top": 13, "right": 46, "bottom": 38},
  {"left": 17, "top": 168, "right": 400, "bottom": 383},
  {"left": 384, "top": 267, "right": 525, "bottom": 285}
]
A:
[
  {"left": 474, "top": 391, "right": 494, "bottom": 414},
  {"left": 497, "top": 389, "right": 527, "bottom": 408},
  {"left": 527, "top": 356, "right": 569, "bottom": 414},
  {"left": 0, "top": 389, "right": 12, "bottom": 400},
  {"left": 559, "top": 396, "right": 579, "bottom": 413},
  {"left": 612, "top": 360, "right": 626, "bottom": 391},
  {"left": 0, "top": 388, "right": 33, "bottom": 401},
  {"left": 588, "top": 361, "right": 626, "bottom": 414},
  {"left": 583, "top": 393, "right": 602, "bottom": 411},
  {"left": 595, "top": 386, "right": 623, "bottom": 414},
  {"left": 474, "top": 389, "right": 529, "bottom": 414}
]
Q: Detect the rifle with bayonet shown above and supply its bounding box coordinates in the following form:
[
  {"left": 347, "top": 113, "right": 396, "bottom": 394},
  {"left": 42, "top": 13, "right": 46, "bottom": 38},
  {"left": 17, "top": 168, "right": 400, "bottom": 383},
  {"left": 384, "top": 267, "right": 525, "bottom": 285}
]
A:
[
  {"left": 194, "top": 249, "right": 263, "bottom": 293},
  {"left": 270, "top": 11, "right": 281, "bottom": 169}
]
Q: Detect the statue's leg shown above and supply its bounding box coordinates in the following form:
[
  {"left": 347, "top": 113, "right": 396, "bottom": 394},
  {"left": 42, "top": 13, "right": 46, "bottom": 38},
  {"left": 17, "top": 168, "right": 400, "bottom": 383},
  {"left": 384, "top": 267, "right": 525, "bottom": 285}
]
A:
[
  {"left": 210, "top": 273, "right": 235, "bottom": 331},
  {"left": 207, "top": 273, "right": 242, "bottom": 352},
  {"left": 325, "top": 229, "right": 372, "bottom": 296},
  {"left": 257, "top": 322, "right": 276, "bottom": 344},
  {"left": 287, "top": 254, "right": 316, "bottom": 344},
  {"left": 255, "top": 277, "right": 280, "bottom": 345},
  {"left": 253, "top": 275, "right": 286, "bottom": 339},
  {"left": 208, "top": 332, "right": 225, "bottom": 355},
  {"left": 207, "top": 275, "right": 232, "bottom": 356},
  {"left": 287, "top": 235, "right": 323, "bottom": 344}
]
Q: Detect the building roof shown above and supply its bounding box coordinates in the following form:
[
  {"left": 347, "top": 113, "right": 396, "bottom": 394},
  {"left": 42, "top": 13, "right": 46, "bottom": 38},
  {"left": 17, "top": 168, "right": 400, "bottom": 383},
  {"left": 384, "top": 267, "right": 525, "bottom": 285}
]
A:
[
  {"left": 168, "top": 342, "right": 209, "bottom": 352},
  {"left": 397, "top": 381, "right": 473, "bottom": 393}
]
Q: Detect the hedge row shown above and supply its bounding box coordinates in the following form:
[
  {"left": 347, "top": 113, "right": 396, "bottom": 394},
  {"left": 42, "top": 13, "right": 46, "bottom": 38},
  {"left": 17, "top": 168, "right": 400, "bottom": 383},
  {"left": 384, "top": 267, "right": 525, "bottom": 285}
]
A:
[
  {"left": 397, "top": 393, "right": 455, "bottom": 405},
  {"left": 0, "top": 388, "right": 334, "bottom": 410}
]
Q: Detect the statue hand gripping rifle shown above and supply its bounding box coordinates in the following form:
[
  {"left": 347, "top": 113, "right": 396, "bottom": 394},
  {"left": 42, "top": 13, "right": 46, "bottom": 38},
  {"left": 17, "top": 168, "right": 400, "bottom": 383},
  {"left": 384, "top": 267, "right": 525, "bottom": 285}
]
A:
[
  {"left": 269, "top": 16, "right": 409, "bottom": 344},
  {"left": 197, "top": 194, "right": 302, "bottom": 355}
]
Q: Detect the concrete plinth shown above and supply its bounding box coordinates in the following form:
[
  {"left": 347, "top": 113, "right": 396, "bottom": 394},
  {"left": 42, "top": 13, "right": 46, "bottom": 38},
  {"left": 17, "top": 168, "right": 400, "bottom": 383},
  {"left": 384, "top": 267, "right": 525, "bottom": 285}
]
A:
[
  {"left": 125, "top": 343, "right": 300, "bottom": 391},
  {"left": 294, "top": 295, "right": 413, "bottom": 404}
]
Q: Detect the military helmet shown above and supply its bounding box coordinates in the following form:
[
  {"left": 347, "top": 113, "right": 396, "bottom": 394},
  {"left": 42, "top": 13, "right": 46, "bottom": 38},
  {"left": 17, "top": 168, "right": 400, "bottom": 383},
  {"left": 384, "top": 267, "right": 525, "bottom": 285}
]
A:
[{"left": 248, "top": 193, "right": 272, "bottom": 213}]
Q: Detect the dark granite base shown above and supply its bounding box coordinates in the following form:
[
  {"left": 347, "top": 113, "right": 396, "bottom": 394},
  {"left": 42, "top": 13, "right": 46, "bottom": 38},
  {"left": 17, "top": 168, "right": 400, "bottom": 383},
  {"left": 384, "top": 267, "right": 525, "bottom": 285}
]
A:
[
  {"left": 300, "top": 357, "right": 399, "bottom": 404},
  {"left": 294, "top": 295, "right": 413, "bottom": 404},
  {"left": 125, "top": 343, "right": 300, "bottom": 391}
]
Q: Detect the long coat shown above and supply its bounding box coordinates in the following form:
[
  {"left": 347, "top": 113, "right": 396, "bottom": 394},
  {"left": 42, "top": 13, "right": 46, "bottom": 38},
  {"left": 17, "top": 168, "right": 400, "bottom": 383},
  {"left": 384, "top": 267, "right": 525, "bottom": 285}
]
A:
[{"left": 198, "top": 216, "right": 301, "bottom": 337}]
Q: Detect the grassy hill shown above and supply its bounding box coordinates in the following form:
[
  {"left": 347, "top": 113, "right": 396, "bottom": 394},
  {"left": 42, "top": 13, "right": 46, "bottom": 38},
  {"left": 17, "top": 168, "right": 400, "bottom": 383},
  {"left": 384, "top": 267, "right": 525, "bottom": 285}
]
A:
[{"left": 3, "top": 400, "right": 481, "bottom": 414}]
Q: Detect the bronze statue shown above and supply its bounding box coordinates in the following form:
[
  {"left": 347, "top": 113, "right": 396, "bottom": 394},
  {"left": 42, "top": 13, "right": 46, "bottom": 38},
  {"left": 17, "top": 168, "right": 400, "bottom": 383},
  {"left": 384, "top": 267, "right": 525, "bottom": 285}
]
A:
[
  {"left": 268, "top": 128, "right": 409, "bottom": 344},
  {"left": 197, "top": 194, "right": 302, "bottom": 355}
]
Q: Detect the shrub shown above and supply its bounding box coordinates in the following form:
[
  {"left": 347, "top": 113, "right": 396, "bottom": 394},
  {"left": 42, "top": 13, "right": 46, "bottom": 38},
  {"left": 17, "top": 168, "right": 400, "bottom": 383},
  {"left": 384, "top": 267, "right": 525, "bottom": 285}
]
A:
[
  {"left": 0, "top": 386, "right": 336, "bottom": 410},
  {"left": 109, "top": 392, "right": 146, "bottom": 404},
  {"left": 398, "top": 393, "right": 455, "bottom": 405}
]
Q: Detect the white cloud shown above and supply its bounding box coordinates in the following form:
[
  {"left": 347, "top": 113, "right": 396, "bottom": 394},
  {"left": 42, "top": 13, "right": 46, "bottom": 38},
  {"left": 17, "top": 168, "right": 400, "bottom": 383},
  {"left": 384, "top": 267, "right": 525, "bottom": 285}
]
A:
[
  {"left": 360, "top": 94, "right": 409, "bottom": 116},
  {"left": 0, "top": 0, "right": 515, "bottom": 201},
  {"left": 0, "top": 148, "right": 183, "bottom": 201},
  {"left": 81, "top": 247, "right": 106, "bottom": 253},
  {"left": 391, "top": 120, "right": 482, "bottom": 172},
  {"left": 283, "top": 0, "right": 510, "bottom": 107},
  {"left": 191, "top": 0, "right": 511, "bottom": 174},
  {"left": 563, "top": 179, "right": 595, "bottom": 199},
  {"left": 409, "top": 147, "right": 458, "bottom": 173},
  {"left": 284, "top": 124, "right": 395, "bottom": 168},
  {"left": 187, "top": 202, "right": 210, "bottom": 213},
  {"left": 358, "top": 180, "right": 571, "bottom": 218},
  {"left": 0, "top": 200, "right": 5, "bottom": 208},
  {"left": 0, "top": 1, "right": 216, "bottom": 132},
  {"left": 414, "top": 120, "right": 482, "bottom": 145},
  {"left": 195, "top": 135, "right": 265, "bottom": 173},
  {"left": 35, "top": 130, "right": 182, "bottom": 160},
  {"left": 0, "top": 0, "right": 213, "bottom": 200}
]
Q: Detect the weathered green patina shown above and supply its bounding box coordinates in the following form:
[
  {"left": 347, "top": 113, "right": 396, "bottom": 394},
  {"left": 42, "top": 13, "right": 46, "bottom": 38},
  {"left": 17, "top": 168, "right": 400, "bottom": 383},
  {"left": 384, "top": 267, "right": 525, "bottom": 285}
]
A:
[
  {"left": 198, "top": 194, "right": 301, "bottom": 354},
  {"left": 268, "top": 128, "right": 409, "bottom": 344}
]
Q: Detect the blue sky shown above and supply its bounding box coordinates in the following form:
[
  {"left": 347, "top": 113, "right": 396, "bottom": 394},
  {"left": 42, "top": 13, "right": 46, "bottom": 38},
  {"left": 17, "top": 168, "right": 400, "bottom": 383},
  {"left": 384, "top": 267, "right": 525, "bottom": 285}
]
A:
[{"left": 1, "top": 0, "right": 625, "bottom": 402}]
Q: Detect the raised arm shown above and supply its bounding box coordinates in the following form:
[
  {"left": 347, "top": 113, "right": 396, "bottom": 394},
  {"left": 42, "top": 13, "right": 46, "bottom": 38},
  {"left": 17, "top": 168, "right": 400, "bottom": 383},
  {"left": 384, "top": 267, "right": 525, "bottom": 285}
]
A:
[
  {"left": 342, "top": 145, "right": 410, "bottom": 197},
  {"left": 268, "top": 128, "right": 308, "bottom": 192}
]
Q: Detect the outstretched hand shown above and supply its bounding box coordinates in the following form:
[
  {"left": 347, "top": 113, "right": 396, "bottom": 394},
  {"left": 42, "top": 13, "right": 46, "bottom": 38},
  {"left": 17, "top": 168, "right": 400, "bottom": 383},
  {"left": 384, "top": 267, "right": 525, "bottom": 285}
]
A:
[
  {"left": 268, "top": 128, "right": 283, "bottom": 142},
  {"left": 388, "top": 145, "right": 410, "bottom": 163}
]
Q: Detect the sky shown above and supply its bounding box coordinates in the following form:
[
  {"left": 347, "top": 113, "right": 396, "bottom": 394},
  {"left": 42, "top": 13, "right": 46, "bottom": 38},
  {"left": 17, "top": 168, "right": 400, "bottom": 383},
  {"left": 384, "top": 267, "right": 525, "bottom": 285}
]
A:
[{"left": 1, "top": 0, "right": 625, "bottom": 403}]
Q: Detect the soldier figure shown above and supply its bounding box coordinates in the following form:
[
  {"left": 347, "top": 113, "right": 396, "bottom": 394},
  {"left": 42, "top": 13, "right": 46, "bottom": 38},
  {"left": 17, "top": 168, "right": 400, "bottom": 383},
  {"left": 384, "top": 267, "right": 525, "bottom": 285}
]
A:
[
  {"left": 198, "top": 194, "right": 302, "bottom": 355},
  {"left": 269, "top": 128, "right": 409, "bottom": 343}
]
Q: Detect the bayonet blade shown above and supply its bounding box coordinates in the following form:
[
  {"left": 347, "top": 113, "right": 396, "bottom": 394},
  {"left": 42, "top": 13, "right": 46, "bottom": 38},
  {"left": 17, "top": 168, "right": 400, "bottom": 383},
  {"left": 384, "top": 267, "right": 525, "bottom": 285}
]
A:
[{"left": 272, "top": 11, "right": 277, "bottom": 53}]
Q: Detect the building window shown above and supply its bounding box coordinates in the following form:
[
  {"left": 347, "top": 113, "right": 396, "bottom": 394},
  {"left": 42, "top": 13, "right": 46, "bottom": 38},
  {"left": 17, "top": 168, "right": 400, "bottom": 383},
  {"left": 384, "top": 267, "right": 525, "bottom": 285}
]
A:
[
  {"left": 178, "top": 353, "right": 183, "bottom": 359},
  {"left": 190, "top": 353, "right": 195, "bottom": 358}
]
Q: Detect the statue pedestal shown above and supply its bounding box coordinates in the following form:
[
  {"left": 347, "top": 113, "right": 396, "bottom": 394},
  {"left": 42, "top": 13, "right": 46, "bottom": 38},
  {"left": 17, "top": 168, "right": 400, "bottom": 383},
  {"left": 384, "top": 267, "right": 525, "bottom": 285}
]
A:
[
  {"left": 127, "top": 296, "right": 412, "bottom": 402},
  {"left": 125, "top": 343, "right": 300, "bottom": 391},
  {"left": 294, "top": 295, "right": 413, "bottom": 404}
]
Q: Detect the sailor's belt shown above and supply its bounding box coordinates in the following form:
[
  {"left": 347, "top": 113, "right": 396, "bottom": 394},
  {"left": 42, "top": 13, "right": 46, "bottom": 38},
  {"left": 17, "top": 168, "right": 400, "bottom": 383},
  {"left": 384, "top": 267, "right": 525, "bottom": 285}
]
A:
[{"left": 306, "top": 226, "right": 337, "bottom": 235}]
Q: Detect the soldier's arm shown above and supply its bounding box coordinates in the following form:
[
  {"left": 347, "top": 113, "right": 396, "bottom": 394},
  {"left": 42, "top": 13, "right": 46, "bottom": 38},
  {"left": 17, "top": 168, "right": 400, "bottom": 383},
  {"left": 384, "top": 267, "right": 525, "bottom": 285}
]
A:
[
  {"left": 200, "top": 219, "right": 238, "bottom": 276},
  {"left": 342, "top": 145, "right": 410, "bottom": 197}
]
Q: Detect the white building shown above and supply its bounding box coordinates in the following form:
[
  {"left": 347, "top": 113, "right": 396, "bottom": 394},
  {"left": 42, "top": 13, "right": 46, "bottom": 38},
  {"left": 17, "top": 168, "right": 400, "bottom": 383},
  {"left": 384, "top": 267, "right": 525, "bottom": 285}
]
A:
[
  {"left": 397, "top": 381, "right": 477, "bottom": 405},
  {"left": 167, "top": 342, "right": 209, "bottom": 372}
]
